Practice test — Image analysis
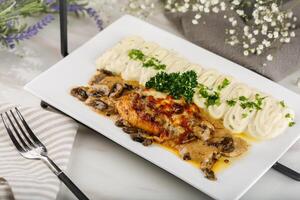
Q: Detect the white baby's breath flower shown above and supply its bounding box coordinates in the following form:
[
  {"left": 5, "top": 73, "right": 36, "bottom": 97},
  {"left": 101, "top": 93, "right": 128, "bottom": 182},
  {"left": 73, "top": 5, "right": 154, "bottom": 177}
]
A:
[
  {"left": 243, "top": 50, "right": 249, "bottom": 56},
  {"left": 192, "top": 19, "right": 198, "bottom": 24},
  {"left": 290, "top": 31, "right": 296, "bottom": 37},
  {"left": 236, "top": 9, "right": 244, "bottom": 16},
  {"left": 195, "top": 14, "right": 201, "bottom": 19},
  {"left": 164, "top": 0, "right": 297, "bottom": 61},
  {"left": 267, "top": 54, "right": 273, "bottom": 61}
]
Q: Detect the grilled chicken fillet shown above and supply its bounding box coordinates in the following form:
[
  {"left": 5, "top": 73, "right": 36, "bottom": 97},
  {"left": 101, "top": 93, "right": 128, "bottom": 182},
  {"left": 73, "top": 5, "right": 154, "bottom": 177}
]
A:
[{"left": 71, "top": 69, "right": 248, "bottom": 180}]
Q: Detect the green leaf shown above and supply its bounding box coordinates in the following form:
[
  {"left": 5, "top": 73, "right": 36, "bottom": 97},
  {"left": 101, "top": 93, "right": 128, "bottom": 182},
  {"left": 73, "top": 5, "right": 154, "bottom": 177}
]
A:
[
  {"left": 217, "top": 78, "right": 230, "bottom": 91},
  {"left": 289, "top": 122, "right": 295, "bottom": 127},
  {"left": 226, "top": 99, "right": 237, "bottom": 107}
]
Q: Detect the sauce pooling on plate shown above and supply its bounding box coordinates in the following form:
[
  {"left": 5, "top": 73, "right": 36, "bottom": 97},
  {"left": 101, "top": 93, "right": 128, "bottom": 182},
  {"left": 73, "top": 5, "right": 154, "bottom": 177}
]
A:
[{"left": 71, "top": 70, "right": 248, "bottom": 180}]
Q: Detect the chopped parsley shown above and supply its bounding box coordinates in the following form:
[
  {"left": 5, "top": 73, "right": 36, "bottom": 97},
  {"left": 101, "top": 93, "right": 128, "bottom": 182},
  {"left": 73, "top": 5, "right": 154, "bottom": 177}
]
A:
[
  {"left": 289, "top": 122, "right": 296, "bottom": 127},
  {"left": 196, "top": 78, "right": 230, "bottom": 107},
  {"left": 226, "top": 93, "right": 266, "bottom": 119},
  {"left": 145, "top": 70, "right": 198, "bottom": 102},
  {"left": 279, "top": 100, "right": 286, "bottom": 108},
  {"left": 128, "top": 49, "right": 166, "bottom": 70},
  {"left": 242, "top": 113, "right": 248, "bottom": 118},
  {"left": 198, "top": 84, "right": 221, "bottom": 107},
  {"left": 226, "top": 99, "right": 237, "bottom": 107},
  {"left": 285, "top": 113, "right": 292, "bottom": 118},
  {"left": 128, "top": 49, "right": 145, "bottom": 60},
  {"left": 240, "top": 94, "right": 266, "bottom": 110},
  {"left": 238, "top": 96, "right": 248, "bottom": 101},
  {"left": 217, "top": 78, "right": 230, "bottom": 91}
]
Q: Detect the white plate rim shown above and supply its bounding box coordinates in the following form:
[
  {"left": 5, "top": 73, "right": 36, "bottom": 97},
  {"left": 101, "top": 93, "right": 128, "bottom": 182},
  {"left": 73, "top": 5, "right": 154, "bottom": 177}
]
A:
[{"left": 24, "top": 15, "right": 300, "bottom": 200}]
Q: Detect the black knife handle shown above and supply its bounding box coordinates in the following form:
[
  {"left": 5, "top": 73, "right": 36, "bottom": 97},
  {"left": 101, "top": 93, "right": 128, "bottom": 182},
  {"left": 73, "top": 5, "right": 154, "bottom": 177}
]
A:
[
  {"left": 58, "top": 172, "right": 90, "bottom": 200},
  {"left": 272, "top": 162, "right": 300, "bottom": 181}
]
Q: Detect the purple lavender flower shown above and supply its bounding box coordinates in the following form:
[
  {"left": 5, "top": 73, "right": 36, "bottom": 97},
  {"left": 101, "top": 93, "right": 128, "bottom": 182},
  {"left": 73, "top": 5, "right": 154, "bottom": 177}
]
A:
[
  {"left": 5, "top": 14, "right": 55, "bottom": 48},
  {"left": 84, "top": 7, "right": 103, "bottom": 31},
  {"left": 2, "top": 1, "right": 103, "bottom": 49},
  {"left": 50, "top": 3, "right": 103, "bottom": 31}
]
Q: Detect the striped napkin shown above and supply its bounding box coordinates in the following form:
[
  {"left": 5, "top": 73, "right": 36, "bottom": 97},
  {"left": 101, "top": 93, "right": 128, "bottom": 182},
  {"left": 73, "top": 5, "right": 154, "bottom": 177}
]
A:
[{"left": 0, "top": 102, "right": 78, "bottom": 200}]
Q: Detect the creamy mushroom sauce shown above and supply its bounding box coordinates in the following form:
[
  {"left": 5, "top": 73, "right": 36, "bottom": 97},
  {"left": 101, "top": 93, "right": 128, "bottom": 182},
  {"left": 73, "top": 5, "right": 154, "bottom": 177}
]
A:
[{"left": 71, "top": 70, "right": 248, "bottom": 180}]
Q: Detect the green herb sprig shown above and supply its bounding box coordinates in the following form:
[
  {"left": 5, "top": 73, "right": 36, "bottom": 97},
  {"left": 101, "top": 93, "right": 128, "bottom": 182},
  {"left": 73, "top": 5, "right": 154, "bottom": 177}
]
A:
[
  {"left": 128, "top": 49, "right": 166, "bottom": 70},
  {"left": 198, "top": 84, "right": 221, "bottom": 107},
  {"left": 145, "top": 70, "right": 197, "bottom": 102},
  {"left": 227, "top": 94, "right": 266, "bottom": 111},
  {"left": 197, "top": 78, "right": 231, "bottom": 107}
]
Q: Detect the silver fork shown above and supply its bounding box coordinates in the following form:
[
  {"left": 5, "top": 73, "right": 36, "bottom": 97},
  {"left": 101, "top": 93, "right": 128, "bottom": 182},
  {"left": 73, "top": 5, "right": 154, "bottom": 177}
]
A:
[{"left": 1, "top": 107, "right": 89, "bottom": 200}]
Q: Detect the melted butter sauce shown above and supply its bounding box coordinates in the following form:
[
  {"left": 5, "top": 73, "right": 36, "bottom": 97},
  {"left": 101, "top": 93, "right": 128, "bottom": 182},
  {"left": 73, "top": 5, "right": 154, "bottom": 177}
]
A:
[{"left": 235, "top": 132, "right": 260, "bottom": 143}]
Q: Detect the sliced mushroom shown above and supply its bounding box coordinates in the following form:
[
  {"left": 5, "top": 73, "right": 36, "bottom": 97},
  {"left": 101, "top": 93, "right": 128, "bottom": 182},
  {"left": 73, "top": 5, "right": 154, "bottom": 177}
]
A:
[
  {"left": 124, "top": 83, "right": 134, "bottom": 91},
  {"left": 193, "top": 120, "right": 215, "bottom": 141},
  {"left": 130, "top": 133, "right": 145, "bottom": 143},
  {"left": 183, "top": 152, "right": 191, "bottom": 160},
  {"left": 70, "top": 87, "right": 89, "bottom": 101},
  {"left": 222, "top": 137, "right": 248, "bottom": 157},
  {"left": 85, "top": 98, "right": 108, "bottom": 111},
  {"left": 181, "top": 133, "right": 197, "bottom": 144},
  {"left": 91, "top": 84, "right": 110, "bottom": 96},
  {"left": 86, "top": 87, "right": 105, "bottom": 98},
  {"left": 115, "top": 119, "right": 125, "bottom": 127},
  {"left": 202, "top": 168, "right": 216, "bottom": 181},
  {"left": 142, "top": 138, "right": 153, "bottom": 146},
  {"left": 122, "top": 126, "right": 139, "bottom": 134},
  {"left": 207, "top": 136, "right": 235, "bottom": 154},
  {"left": 178, "top": 140, "right": 218, "bottom": 170},
  {"left": 89, "top": 69, "right": 113, "bottom": 85},
  {"left": 109, "top": 83, "right": 124, "bottom": 98}
]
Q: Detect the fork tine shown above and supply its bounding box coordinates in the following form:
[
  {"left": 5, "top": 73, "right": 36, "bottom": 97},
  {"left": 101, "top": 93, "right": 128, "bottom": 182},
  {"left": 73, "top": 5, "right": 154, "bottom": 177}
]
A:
[
  {"left": 15, "top": 107, "right": 45, "bottom": 148},
  {"left": 4, "top": 111, "right": 29, "bottom": 151},
  {"left": 10, "top": 110, "right": 36, "bottom": 148},
  {"left": 1, "top": 113, "right": 26, "bottom": 152}
]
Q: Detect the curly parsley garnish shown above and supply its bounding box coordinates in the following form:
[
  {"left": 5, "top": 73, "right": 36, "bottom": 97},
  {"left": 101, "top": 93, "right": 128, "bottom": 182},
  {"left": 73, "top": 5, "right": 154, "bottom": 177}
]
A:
[
  {"left": 145, "top": 70, "right": 198, "bottom": 102},
  {"left": 128, "top": 49, "right": 166, "bottom": 70}
]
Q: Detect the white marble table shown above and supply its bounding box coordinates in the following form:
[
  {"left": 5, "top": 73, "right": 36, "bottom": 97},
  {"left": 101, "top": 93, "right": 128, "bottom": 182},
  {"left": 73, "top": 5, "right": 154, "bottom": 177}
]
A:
[{"left": 1, "top": 11, "right": 300, "bottom": 200}]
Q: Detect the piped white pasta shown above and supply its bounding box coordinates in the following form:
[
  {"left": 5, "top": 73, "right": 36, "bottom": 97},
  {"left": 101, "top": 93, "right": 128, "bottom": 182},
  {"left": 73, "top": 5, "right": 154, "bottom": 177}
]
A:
[
  {"left": 167, "top": 59, "right": 190, "bottom": 73},
  {"left": 95, "top": 36, "right": 295, "bottom": 140},
  {"left": 208, "top": 76, "right": 237, "bottom": 119},
  {"left": 139, "top": 68, "right": 158, "bottom": 86},
  {"left": 222, "top": 85, "right": 254, "bottom": 133},
  {"left": 96, "top": 36, "right": 144, "bottom": 69},
  {"left": 185, "top": 64, "right": 203, "bottom": 76},
  {"left": 247, "top": 97, "right": 295, "bottom": 139},
  {"left": 122, "top": 41, "right": 159, "bottom": 81},
  {"left": 198, "top": 69, "right": 220, "bottom": 86}
]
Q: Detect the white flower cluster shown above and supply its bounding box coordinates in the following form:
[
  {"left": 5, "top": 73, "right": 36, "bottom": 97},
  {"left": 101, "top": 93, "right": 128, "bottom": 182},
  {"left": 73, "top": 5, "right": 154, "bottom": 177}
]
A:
[
  {"left": 123, "top": 0, "right": 161, "bottom": 18},
  {"left": 227, "top": 0, "right": 297, "bottom": 61},
  {"left": 165, "top": 0, "right": 227, "bottom": 24},
  {"left": 164, "top": 0, "right": 298, "bottom": 62}
]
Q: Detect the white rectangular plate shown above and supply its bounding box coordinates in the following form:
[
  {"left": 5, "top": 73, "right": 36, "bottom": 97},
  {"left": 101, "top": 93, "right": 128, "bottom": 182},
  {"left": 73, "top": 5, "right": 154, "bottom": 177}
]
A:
[{"left": 25, "top": 15, "right": 300, "bottom": 200}]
